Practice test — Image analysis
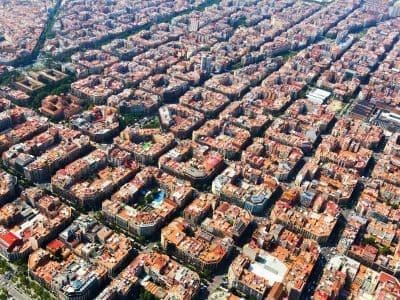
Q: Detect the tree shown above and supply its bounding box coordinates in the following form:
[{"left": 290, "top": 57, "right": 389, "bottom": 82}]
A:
[
  {"left": 362, "top": 236, "right": 376, "bottom": 246},
  {"left": 138, "top": 289, "right": 159, "bottom": 300},
  {"left": 20, "top": 275, "right": 29, "bottom": 286},
  {"left": 136, "top": 235, "right": 146, "bottom": 244},
  {"left": 201, "top": 269, "right": 212, "bottom": 280},
  {"left": 121, "top": 113, "right": 140, "bottom": 127},
  {"left": 0, "top": 287, "right": 9, "bottom": 300},
  {"left": 144, "top": 290, "right": 158, "bottom": 300},
  {"left": 379, "top": 246, "right": 392, "bottom": 256}
]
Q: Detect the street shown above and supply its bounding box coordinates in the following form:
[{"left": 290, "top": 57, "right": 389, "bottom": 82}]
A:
[{"left": 0, "top": 274, "right": 31, "bottom": 300}]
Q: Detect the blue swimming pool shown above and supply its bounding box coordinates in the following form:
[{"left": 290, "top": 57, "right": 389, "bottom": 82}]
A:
[{"left": 151, "top": 190, "right": 166, "bottom": 208}]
